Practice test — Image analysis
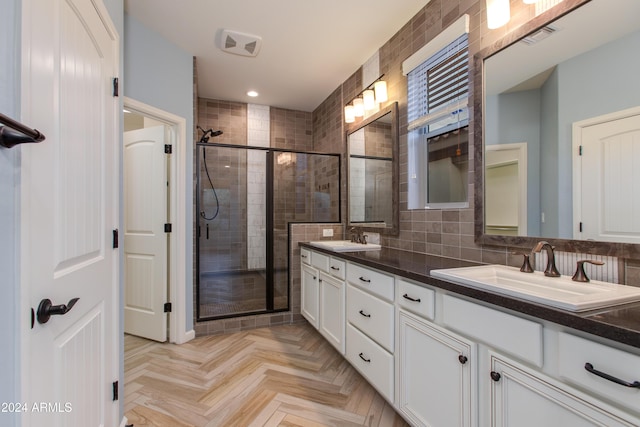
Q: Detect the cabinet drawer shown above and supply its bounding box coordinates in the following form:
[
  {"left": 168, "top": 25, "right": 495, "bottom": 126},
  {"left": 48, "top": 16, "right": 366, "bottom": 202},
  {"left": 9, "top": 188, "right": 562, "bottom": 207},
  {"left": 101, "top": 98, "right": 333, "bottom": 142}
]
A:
[
  {"left": 397, "top": 279, "right": 435, "bottom": 320},
  {"left": 311, "top": 251, "right": 329, "bottom": 272},
  {"left": 300, "top": 248, "right": 311, "bottom": 264},
  {"left": 559, "top": 332, "right": 640, "bottom": 414},
  {"left": 347, "top": 262, "right": 394, "bottom": 302},
  {"left": 442, "top": 295, "right": 543, "bottom": 367},
  {"left": 328, "top": 257, "right": 346, "bottom": 280},
  {"left": 347, "top": 284, "right": 394, "bottom": 352},
  {"left": 346, "top": 323, "right": 394, "bottom": 403}
]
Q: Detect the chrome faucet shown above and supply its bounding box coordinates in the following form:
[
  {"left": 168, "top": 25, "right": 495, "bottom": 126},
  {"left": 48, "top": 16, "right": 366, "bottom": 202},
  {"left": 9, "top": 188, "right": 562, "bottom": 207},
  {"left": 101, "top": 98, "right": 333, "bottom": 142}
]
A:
[{"left": 532, "top": 241, "right": 560, "bottom": 277}]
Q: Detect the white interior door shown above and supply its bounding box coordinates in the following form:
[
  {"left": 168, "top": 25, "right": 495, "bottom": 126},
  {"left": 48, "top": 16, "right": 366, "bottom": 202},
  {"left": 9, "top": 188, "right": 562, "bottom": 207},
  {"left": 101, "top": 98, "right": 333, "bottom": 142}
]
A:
[
  {"left": 20, "top": 0, "right": 118, "bottom": 425},
  {"left": 124, "top": 126, "right": 168, "bottom": 342},
  {"left": 575, "top": 111, "right": 640, "bottom": 243}
]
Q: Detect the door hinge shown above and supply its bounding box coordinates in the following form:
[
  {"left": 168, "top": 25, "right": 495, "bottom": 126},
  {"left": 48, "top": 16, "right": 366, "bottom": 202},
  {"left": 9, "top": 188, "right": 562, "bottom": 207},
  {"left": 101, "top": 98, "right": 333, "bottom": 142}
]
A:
[
  {"left": 112, "top": 381, "right": 119, "bottom": 401},
  {"left": 164, "top": 223, "right": 172, "bottom": 233},
  {"left": 164, "top": 144, "right": 172, "bottom": 154},
  {"left": 579, "top": 145, "right": 583, "bottom": 156},
  {"left": 579, "top": 222, "right": 583, "bottom": 232},
  {"left": 112, "top": 229, "right": 119, "bottom": 249},
  {"left": 164, "top": 302, "right": 172, "bottom": 313},
  {"left": 112, "top": 78, "right": 119, "bottom": 97}
]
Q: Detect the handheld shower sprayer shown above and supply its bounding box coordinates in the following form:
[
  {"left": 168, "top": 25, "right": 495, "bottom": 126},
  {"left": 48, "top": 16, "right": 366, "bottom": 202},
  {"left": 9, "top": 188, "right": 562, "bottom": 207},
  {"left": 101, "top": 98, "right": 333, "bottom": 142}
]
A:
[{"left": 197, "top": 125, "right": 224, "bottom": 143}]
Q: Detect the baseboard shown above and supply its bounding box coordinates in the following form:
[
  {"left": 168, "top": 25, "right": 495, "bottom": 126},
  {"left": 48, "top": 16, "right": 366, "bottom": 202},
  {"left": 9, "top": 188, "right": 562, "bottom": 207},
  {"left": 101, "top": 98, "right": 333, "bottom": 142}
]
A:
[
  {"left": 175, "top": 328, "right": 195, "bottom": 344},
  {"left": 120, "top": 416, "right": 128, "bottom": 427}
]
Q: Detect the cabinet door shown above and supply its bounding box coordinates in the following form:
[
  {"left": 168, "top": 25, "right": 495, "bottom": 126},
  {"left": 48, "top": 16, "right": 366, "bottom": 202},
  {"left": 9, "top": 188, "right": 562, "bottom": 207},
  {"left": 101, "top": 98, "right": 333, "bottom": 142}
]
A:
[
  {"left": 319, "top": 272, "right": 345, "bottom": 354},
  {"left": 490, "top": 353, "right": 638, "bottom": 427},
  {"left": 301, "top": 263, "right": 319, "bottom": 328},
  {"left": 397, "top": 310, "right": 476, "bottom": 427}
]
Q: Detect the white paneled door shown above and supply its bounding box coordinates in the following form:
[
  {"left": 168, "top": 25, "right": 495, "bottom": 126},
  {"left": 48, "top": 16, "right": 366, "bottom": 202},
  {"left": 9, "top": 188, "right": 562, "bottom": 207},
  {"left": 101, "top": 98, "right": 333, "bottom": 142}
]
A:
[
  {"left": 20, "top": 0, "right": 119, "bottom": 425},
  {"left": 124, "top": 126, "right": 168, "bottom": 342},
  {"left": 575, "top": 109, "right": 640, "bottom": 243}
]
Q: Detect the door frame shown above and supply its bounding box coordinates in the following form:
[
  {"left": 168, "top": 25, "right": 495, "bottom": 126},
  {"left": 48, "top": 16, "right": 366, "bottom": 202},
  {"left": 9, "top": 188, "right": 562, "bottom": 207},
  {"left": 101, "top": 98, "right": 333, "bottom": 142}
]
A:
[
  {"left": 123, "top": 97, "right": 192, "bottom": 344},
  {"left": 485, "top": 142, "right": 528, "bottom": 236},
  {"left": 572, "top": 105, "right": 640, "bottom": 240}
]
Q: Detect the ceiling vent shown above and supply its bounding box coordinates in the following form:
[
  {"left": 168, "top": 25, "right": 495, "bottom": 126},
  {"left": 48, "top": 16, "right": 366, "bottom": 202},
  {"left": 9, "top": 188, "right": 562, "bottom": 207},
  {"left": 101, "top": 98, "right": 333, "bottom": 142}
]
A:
[
  {"left": 217, "top": 29, "right": 262, "bottom": 57},
  {"left": 520, "top": 26, "right": 557, "bottom": 46}
]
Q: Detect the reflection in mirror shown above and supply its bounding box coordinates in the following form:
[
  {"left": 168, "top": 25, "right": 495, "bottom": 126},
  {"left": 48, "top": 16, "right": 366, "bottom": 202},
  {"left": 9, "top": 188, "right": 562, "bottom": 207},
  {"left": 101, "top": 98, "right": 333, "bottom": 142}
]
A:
[
  {"left": 347, "top": 102, "right": 399, "bottom": 235},
  {"left": 478, "top": 0, "right": 640, "bottom": 253}
]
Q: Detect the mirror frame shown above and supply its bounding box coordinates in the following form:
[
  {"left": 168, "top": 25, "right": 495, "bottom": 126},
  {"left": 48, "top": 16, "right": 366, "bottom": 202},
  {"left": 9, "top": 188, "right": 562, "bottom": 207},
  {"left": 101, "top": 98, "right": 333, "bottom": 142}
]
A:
[
  {"left": 346, "top": 101, "right": 399, "bottom": 236},
  {"left": 474, "top": 0, "right": 640, "bottom": 259}
]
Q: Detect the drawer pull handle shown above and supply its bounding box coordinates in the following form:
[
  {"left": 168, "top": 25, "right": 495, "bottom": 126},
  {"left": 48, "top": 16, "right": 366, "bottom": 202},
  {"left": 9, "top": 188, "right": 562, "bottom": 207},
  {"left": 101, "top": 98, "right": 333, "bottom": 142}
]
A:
[
  {"left": 331, "top": 266, "right": 340, "bottom": 271},
  {"left": 359, "top": 353, "right": 371, "bottom": 363},
  {"left": 584, "top": 363, "right": 640, "bottom": 388},
  {"left": 301, "top": 254, "right": 308, "bottom": 258},
  {"left": 490, "top": 371, "right": 501, "bottom": 382},
  {"left": 458, "top": 355, "right": 468, "bottom": 365},
  {"left": 359, "top": 310, "right": 371, "bottom": 318},
  {"left": 359, "top": 277, "right": 371, "bottom": 283},
  {"left": 402, "top": 293, "right": 421, "bottom": 303}
]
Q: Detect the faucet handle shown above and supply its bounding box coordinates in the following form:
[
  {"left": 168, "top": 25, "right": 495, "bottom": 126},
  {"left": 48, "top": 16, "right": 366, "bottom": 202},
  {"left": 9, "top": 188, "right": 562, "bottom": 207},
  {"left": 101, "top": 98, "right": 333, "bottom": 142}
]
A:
[
  {"left": 572, "top": 260, "right": 605, "bottom": 283},
  {"left": 513, "top": 252, "right": 534, "bottom": 273}
]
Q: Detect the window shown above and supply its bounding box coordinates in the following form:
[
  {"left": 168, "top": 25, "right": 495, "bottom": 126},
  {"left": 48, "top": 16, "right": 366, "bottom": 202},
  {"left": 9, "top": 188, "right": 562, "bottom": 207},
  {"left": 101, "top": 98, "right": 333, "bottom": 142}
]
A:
[{"left": 404, "top": 20, "right": 470, "bottom": 209}]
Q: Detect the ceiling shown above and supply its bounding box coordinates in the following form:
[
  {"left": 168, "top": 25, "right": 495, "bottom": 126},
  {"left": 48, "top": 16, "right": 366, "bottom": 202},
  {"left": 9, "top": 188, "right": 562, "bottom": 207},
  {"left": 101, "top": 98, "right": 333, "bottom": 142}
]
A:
[{"left": 124, "top": 0, "right": 430, "bottom": 112}]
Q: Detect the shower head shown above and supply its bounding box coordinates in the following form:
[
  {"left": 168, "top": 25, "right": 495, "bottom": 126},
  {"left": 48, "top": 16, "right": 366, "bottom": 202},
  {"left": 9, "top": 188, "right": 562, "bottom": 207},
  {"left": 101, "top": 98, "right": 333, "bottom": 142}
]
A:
[{"left": 197, "top": 126, "right": 224, "bottom": 143}]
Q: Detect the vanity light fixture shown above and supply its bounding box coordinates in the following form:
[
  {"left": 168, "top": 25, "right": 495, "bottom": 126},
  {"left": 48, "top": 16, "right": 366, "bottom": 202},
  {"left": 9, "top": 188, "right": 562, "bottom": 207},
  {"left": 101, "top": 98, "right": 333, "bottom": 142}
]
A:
[
  {"left": 486, "top": 0, "right": 510, "bottom": 29},
  {"left": 343, "top": 75, "right": 387, "bottom": 124},
  {"left": 353, "top": 98, "right": 365, "bottom": 117},
  {"left": 488, "top": 0, "right": 548, "bottom": 29},
  {"left": 363, "top": 89, "right": 376, "bottom": 110}
]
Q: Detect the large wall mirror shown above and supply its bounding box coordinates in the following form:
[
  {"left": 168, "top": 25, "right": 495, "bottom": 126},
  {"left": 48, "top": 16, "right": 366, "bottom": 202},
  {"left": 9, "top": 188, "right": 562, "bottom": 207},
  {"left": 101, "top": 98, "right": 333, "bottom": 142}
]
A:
[
  {"left": 475, "top": 0, "right": 640, "bottom": 257},
  {"left": 347, "top": 102, "right": 399, "bottom": 235}
]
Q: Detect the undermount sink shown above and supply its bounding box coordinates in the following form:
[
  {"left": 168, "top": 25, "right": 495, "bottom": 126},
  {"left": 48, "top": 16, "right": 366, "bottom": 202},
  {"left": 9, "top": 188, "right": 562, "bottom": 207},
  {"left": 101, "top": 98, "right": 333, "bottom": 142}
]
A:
[
  {"left": 309, "top": 240, "right": 382, "bottom": 252},
  {"left": 431, "top": 264, "right": 640, "bottom": 312}
]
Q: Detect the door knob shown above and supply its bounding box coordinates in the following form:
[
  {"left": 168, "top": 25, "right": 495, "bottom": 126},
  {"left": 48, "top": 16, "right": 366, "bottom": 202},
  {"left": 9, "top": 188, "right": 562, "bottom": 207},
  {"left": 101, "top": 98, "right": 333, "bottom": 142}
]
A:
[{"left": 36, "top": 298, "right": 79, "bottom": 324}]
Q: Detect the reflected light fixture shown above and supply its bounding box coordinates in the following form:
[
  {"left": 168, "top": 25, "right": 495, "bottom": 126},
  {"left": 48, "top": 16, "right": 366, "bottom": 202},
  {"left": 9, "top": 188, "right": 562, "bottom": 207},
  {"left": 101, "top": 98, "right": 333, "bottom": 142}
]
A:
[
  {"left": 343, "top": 74, "right": 387, "bottom": 124},
  {"left": 486, "top": 0, "right": 510, "bottom": 29}
]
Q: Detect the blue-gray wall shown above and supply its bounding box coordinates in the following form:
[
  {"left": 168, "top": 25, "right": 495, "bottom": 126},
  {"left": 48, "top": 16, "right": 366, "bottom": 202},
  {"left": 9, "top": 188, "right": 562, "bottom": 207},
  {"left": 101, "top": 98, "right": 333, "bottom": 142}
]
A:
[
  {"left": 123, "top": 13, "right": 195, "bottom": 332},
  {"left": 0, "top": 1, "right": 21, "bottom": 425}
]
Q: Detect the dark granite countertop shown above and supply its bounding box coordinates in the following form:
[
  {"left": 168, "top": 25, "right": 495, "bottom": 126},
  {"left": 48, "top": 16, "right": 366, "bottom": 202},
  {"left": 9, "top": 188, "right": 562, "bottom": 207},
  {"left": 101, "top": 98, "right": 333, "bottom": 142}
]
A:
[{"left": 300, "top": 243, "right": 640, "bottom": 350}]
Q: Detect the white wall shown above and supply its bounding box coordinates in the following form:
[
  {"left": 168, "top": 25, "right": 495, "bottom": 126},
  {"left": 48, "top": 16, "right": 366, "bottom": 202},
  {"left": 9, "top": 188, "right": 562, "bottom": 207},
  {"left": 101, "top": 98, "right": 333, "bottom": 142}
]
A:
[{"left": 123, "top": 13, "right": 195, "bottom": 331}]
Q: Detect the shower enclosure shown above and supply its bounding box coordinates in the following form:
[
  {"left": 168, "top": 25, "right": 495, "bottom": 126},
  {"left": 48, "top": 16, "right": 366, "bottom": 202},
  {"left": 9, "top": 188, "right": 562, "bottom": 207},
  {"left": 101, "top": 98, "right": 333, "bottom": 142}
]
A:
[{"left": 196, "top": 143, "right": 340, "bottom": 320}]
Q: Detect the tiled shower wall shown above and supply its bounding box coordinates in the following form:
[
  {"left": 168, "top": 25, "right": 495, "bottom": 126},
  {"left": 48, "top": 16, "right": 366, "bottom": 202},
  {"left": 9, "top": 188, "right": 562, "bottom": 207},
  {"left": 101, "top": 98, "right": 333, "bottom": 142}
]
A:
[{"left": 194, "top": 100, "right": 333, "bottom": 336}]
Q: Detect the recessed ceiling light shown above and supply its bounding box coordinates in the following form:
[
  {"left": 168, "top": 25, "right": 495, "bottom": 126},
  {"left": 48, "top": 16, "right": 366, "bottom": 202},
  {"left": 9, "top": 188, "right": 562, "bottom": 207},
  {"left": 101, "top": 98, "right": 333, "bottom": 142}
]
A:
[{"left": 247, "top": 90, "right": 259, "bottom": 97}]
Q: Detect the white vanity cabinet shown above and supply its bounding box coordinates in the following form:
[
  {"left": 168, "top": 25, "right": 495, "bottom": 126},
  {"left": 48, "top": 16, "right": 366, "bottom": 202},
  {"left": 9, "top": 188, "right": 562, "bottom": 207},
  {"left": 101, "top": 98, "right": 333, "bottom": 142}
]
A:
[
  {"left": 489, "top": 352, "right": 637, "bottom": 427},
  {"left": 397, "top": 309, "right": 476, "bottom": 427},
  {"left": 301, "top": 260, "right": 320, "bottom": 329},
  {"left": 345, "top": 261, "right": 395, "bottom": 402},
  {"left": 299, "top": 246, "right": 640, "bottom": 427},
  {"left": 300, "top": 249, "right": 345, "bottom": 354},
  {"left": 319, "top": 271, "right": 345, "bottom": 353}
]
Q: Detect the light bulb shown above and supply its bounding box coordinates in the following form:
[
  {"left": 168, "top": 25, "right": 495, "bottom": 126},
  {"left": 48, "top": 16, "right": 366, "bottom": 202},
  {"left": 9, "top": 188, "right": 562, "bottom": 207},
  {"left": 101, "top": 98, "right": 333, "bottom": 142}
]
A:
[
  {"left": 344, "top": 105, "right": 355, "bottom": 123},
  {"left": 486, "top": 0, "right": 510, "bottom": 29},
  {"left": 363, "top": 89, "right": 376, "bottom": 110},
  {"left": 374, "top": 80, "right": 388, "bottom": 103},
  {"left": 353, "top": 98, "right": 364, "bottom": 117}
]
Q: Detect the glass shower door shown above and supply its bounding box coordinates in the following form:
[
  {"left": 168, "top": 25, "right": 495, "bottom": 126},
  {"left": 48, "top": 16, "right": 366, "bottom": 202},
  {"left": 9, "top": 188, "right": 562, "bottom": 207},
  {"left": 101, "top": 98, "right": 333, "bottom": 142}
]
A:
[{"left": 197, "top": 146, "right": 268, "bottom": 318}]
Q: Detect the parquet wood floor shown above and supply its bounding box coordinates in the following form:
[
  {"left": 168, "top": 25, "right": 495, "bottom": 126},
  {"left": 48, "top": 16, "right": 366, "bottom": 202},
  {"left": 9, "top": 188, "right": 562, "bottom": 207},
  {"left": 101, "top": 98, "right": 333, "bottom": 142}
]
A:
[{"left": 125, "top": 323, "right": 410, "bottom": 427}]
